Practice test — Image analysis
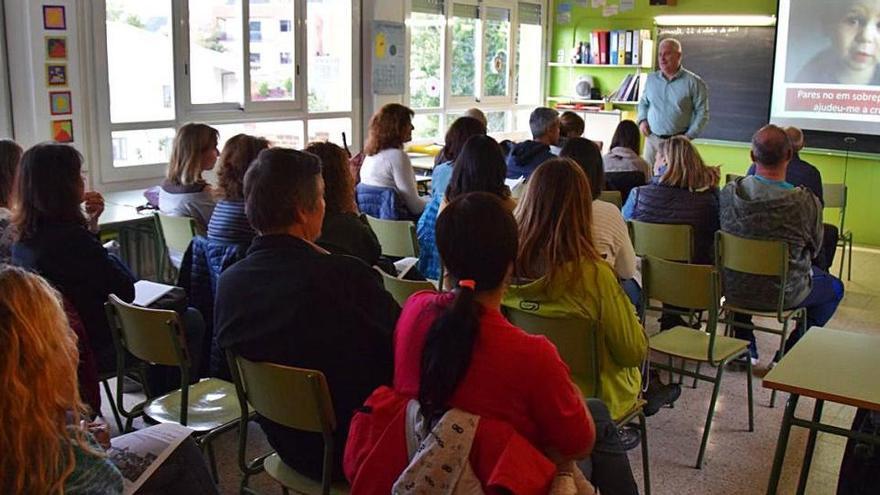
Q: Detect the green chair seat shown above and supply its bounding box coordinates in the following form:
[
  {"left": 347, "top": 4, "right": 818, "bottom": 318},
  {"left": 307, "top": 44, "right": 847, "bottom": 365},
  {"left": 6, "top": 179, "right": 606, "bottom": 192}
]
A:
[
  {"left": 650, "top": 326, "right": 749, "bottom": 363},
  {"left": 722, "top": 304, "right": 803, "bottom": 321},
  {"left": 143, "top": 378, "right": 246, "bottom": 432},
  {"left": 264, "top": 454, "right": 350, "bottom": 495}
]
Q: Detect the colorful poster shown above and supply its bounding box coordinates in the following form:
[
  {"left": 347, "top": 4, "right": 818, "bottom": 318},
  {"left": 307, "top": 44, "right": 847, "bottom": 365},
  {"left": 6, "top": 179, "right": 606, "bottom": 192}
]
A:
[
  {"left": 46, "top": 36, "right": 67, "bottom": 59},
  {"left": 52, "top": 119, "right": 74, "bottom": 143},
  {"left": 50, "top": 91, "right": 72, "bottom": 115},
  {"left": 47, "top": 64, "right": 67, "bottom": 86},
  {"left": 371, "top": 21, "right": 405, "bottom": 95},
  {"left": 43, "top": 5, "right": 66, "bottom": 30}
]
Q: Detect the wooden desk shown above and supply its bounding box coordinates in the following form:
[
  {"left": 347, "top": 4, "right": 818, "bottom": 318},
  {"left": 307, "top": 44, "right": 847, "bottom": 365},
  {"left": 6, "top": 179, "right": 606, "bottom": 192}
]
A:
[{"left": 763, "top": 328, "right": 880, "bottom": 495}]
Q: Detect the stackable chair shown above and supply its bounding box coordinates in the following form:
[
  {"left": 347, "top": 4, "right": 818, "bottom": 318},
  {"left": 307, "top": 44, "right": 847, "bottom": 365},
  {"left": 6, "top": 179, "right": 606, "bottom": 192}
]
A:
[
  {"left": 641, "top": 256, "right": 754, "bottom": 469},
  {"left": 365, "top": 215, "right": 419, "bottom": 259},
  {"left": 105, "top": 295, "right": 244, "bottom": 480},
  {"left": 505, "top": 309, "right": 651, "bottom": 495},
  {"left": 228, "top": 351, "right": 349, "bottom": 495},
  {"left": 598, "top": 190, "right": 623, "bottom": 209},
  {"left": 376, "top": 268, "right": 436, "bottom": 306},
  {"left": 823, "top": 183, "right": 853, "bottom": 281},
  {"left": 154, "top": 212, "right": 197, "bottom": 282},
  {"left": 715, "top": 231, "right": 807, "bottom": 407}
]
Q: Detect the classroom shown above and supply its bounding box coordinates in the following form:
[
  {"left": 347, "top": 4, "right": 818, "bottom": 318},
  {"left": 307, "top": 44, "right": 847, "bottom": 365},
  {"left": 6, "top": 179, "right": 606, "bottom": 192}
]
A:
[{"left": 0, "top": 0, "right": 878, "bottom": 493}]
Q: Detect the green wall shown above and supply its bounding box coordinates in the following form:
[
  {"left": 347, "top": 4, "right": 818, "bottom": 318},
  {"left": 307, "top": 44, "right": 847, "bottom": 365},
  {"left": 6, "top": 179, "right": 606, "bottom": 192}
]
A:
[{"left": 549, "top": 0, "right": 880, "bottom": 246}]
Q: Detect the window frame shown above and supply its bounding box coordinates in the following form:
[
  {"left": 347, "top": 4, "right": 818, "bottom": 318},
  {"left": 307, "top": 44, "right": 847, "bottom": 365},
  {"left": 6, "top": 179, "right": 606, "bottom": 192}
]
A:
[
  {"left": 405, "top": 0, "right": 546, "bottom": 144},
  {"left": 90, "top": 0, "right": 360, "bottom": 185}
]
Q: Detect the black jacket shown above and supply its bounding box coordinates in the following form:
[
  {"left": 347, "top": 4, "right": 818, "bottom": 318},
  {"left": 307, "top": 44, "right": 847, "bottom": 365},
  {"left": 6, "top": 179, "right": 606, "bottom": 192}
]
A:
[
  {"left": 628, "top": 184, "right": 720, "bottom": 265},
  {"left": 12, "top": 222, "right": 136, "bottom": 371},
  {"left": 317, "top": 211, "right": 382, "bottom": 267},
  {"left": 505, "top": 140, "right": 556, "bottom": 179},
  {"left": 215, "top": 234, "right": 398, "bottom": 480}
]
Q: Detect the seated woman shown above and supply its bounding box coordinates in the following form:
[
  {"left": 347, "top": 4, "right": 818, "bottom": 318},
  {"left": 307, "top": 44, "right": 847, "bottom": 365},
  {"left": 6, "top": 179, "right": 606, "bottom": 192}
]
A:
[
  {"left": 505, "top": 158, "right": 678, "bottom": 424},
  {"left": 560, "top": 138, "right": 639, "bottom": 305},
  {"left": 359, "top": 104, "right": 427, "bottom": 215},
  {"left": 416, "top": 116, "right": 486, "bottom": 280},
  {"left": 307, "top": 141, "right": 383, "bottom": 267},
  {"left": 207, "top": 133, "right": 269, "bottom": 245},
  {"left": 12, "top": 143, "right": 136, "bottom": 374},
  {"left": 622, "top": 136, "right": 721, "bottom": 329},
  {"left": 160, "top": 123, "right": 219, "bottom": 234},
  {"left": 0, "top": 139, "right": 22, "bottom": 263},
  {"left": 440, "top": 135, "right": 515, "bottom": 211},
  {"left": 392, "top": 192, "right": 638, "bottom": 494},
  {"left": 603, "top": 120, "right": 652, "bottom": 182},
  {"left": 0, "top": 265, "right": 217, "bottom": 494}
]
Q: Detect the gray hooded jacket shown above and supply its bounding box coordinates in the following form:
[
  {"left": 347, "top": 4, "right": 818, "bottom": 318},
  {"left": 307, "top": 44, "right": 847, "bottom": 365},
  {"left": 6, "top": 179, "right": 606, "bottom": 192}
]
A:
[{"left": 719, "top": 176, "right": 823, "bottom": 310}]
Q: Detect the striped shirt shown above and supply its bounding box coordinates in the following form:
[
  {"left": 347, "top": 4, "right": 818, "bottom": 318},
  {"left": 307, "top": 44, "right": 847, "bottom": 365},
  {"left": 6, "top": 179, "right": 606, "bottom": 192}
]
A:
[{"left": 207, "top": 200, "right": 255, "bottom": 245}]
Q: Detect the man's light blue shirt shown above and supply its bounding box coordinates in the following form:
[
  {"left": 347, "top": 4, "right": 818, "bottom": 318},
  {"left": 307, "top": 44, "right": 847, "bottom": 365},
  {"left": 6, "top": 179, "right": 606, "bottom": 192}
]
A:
[{"left": 637, "top": 67, "right": 709, "bottom": 139}]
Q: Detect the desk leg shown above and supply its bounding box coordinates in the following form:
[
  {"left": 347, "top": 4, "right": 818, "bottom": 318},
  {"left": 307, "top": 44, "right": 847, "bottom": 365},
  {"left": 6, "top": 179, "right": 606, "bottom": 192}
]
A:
[
  {"left": 796, "top": 399, "right": 824, "bottom": 495},
  {"left": 767, "top": 394, "right": 799, "bottom": 495}
]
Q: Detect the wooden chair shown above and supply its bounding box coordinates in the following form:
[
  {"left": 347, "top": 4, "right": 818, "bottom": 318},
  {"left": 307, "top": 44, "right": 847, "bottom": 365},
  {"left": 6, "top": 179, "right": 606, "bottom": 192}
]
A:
[
  {"left": 105, "top": 295, "right": 244, "bottom": 480},
  {"left": 505, "top": 309, "right": 651, "bottom": 495},
  {"left": 715, "top": 231, "right": 807, "bottom": 407},
  {"left": 823, "top": 183, "right": 853, "bottom": 281},
  {"left": 641, "top": 256, "right": 754, "bottom": 469},
  {"left": 365, "top": 215, "right": 419, "bottom": 258},
  {"left": 227, "top": 352, "right": 349, "bottom": 495}
]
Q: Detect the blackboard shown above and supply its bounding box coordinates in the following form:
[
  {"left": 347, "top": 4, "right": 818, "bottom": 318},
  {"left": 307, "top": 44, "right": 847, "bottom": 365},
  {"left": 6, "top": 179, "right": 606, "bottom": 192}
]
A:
[{"left": 657, "top": 25, "right": 776, "bottom": 143}]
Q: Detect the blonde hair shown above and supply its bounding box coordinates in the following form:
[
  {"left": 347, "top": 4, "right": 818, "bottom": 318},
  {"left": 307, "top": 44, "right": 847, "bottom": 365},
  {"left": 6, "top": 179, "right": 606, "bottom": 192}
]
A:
[
  {"left": 658, "top": 136, "right": 720, "bottom": 190},
  {"left": 514, "top": 158, "right": 601, "bottom": 284},
  {"left": 0, "top": 266, "right": 97, "bottom": 494},
  {"left": 166, "top": 123, "right": 219, "bottom": 186}
]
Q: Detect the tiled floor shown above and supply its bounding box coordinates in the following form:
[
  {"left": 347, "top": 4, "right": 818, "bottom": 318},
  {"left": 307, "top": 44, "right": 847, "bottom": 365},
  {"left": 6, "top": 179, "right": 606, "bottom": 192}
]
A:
[{"left": 103, "top": 246, "right": 879, "bottom": 494}]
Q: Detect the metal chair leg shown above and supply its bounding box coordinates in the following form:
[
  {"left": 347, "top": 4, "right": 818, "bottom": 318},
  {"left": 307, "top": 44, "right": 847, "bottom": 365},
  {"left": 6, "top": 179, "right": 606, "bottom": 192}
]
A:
[
  {"left": 847, "top": 236, "right": 853, "bottom": 281},
  {"left": 696, "top": 365, "right": 725, "bottom": 469},
  {"left": 639, "top": 412, "right": 651, "bottom": 495},
  {"left": 746, "top": 355, "right": 755, "bottom": 432},
  {"left": 692, "top": 362, "right": 701, "bottom": 389},
  {"left": 101, "top": 379, "right": 124, "bottom": 432}
]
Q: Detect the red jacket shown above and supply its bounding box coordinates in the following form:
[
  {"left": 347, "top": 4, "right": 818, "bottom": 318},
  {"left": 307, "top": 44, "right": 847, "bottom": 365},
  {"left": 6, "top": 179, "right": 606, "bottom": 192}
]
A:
[{"left": 344, "top": 386, "right": 557, "bottom": 494}]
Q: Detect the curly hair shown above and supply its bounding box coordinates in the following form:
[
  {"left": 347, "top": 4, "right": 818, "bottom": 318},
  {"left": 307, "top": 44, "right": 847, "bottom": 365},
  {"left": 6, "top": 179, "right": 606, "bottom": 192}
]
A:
[
  {"left": 364, "top": 103, "right": 414, "bottom": 156},
  {"left": 0, "top": 265, "right": 97, "bottom": 494},
  {"left": 305, "top": 141, "right": 357, "bottom": 215},
  {"left": 216, "top": 134, "right": 270, "bottom": 201}
]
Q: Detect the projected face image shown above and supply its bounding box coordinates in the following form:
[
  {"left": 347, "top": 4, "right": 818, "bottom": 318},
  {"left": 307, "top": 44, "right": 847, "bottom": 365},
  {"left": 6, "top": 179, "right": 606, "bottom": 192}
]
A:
[{"left": 834, "top": 0, "right": 880, "bottom": 75}]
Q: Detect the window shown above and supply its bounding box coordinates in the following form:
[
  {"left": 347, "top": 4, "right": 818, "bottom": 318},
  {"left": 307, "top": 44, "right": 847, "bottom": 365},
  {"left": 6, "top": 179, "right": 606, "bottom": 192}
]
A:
[
  {"left": 94, "top": 0, "right": 357, "bottom": 182},
  {"left": 249, "top": 21, "right": 262, "bottom": 41},
  {"left": 406, "top": 1, "right": 544, "bottom": 142},
  {"left": 307, "top": 0, "right": 352, "bottom": 113}
]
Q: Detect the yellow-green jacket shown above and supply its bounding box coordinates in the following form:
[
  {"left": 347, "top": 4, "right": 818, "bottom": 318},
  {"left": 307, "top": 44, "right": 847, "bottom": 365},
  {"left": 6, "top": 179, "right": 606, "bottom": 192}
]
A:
[{"left": 502, "top": 259, "right": 647, "bottom": 421}]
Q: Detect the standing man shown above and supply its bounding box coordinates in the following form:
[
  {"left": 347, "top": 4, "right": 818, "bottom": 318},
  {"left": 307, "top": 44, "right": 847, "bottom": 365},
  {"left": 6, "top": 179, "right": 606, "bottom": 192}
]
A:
[{"left": 637, "top": 38, "right": 709, "bottom": 165}]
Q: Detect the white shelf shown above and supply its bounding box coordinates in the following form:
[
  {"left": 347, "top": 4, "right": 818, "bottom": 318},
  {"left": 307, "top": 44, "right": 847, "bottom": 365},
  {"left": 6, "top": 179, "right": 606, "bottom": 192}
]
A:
[
  {"left": 546, "top": 96, "right": 639, "bottom": 106},
  {"left": 548, "top": 62, "right": 648, "bottom": 68}
]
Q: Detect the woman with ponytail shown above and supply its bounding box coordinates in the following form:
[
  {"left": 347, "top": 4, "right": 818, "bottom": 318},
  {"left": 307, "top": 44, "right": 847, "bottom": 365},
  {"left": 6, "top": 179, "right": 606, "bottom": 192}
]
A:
[{"left": 393, "top": 192, "right": 594, "bottom": 471}]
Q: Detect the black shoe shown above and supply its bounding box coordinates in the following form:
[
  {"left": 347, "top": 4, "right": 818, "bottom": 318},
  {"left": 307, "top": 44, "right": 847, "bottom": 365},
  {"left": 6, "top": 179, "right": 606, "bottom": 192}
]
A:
[
  {"left": 643, "top": 382, "right": 682, "bottom": 416},
  {"left": 617, "top": 424, "right": 641, "bottom": 451}
]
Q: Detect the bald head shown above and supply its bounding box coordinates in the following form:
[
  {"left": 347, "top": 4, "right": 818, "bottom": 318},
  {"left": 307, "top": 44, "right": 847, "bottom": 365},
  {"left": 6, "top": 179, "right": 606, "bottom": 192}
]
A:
[
  {"left": 751, "top": 125, "right": 793, "bottom": 171},
  {"left": 784, "top": 126, "right": 804, "bottom": 152}
]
